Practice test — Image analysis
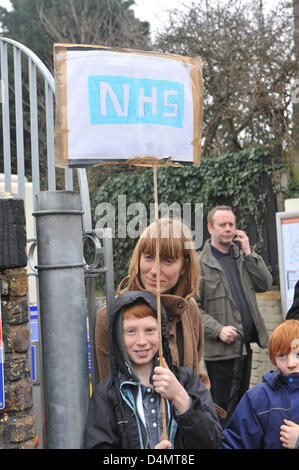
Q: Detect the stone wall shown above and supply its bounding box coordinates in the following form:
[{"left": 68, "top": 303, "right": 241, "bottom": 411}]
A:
[
  {"left": 0, "top": 194, "right": 36, "bottom": 449},
  {"left": 250, "top": 290, "right": 284, "bottom": 387}
]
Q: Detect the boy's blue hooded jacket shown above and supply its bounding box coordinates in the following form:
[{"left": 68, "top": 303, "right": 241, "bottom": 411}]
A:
[
  {"left": 85, "top": 290, "right": 223, "bottom": 449},
  {"left": 221, "top": 369, "right": 299, "bottom": 449}
]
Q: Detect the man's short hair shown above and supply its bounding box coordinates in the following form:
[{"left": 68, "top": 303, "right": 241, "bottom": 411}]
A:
[
  {"left": 268, "top": 319, "right": 299, "bottom": 365},
  {"left": 207, "top": 206, "right": 234, "bottom": 226}
]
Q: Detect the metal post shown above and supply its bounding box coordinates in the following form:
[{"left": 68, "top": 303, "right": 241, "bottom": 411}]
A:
[{"left": 33, "top": 191, "right": 89, "bottom": 449}]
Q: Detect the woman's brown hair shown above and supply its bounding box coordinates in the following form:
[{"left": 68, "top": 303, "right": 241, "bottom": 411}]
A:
[{"left": 118, "top": 218, "right": 200, "bottom": 298}]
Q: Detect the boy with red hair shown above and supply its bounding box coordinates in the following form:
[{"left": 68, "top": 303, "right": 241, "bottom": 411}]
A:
[
  {"left": 221, "top": 319, "right": 299, "bottom": 449},
  {"left": 86, "top": 291, "right": 223, "bottom": 449}
]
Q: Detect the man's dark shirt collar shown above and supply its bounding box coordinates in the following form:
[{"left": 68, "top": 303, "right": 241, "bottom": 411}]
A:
[{"left": 211, "top": 244, "right": 232, "bottom": 259}]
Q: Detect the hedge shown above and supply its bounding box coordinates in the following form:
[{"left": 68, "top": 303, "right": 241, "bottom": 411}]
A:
[{"left": 91, "top": 146, "right": 297, "bottom": 291}]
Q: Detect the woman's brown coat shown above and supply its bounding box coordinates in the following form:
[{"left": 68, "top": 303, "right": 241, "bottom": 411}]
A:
[{"left": 95, "top": 277, "right": 210, "bottom": 388}]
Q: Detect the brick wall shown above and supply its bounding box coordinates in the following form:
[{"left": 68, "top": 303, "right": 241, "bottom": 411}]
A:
[
  {"left": 250, "top": 290, "right": 284, "bottom": 387},
  {"left": 0, "top": 194, "right": 36, "bottom": 449}
]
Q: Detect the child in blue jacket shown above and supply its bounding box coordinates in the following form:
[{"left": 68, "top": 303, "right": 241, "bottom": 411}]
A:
[{"left": 221, "top": 319, "right": 299, "bottom": 449}]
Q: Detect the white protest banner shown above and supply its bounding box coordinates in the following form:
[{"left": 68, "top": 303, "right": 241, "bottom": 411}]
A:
[{"left": 54, "top": 44, "right": 204, "bottom": 168}]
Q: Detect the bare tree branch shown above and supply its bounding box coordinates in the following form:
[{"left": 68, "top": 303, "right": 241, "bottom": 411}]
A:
[{"left": 155, "top": 0, "right": 295, "bottom": 156}]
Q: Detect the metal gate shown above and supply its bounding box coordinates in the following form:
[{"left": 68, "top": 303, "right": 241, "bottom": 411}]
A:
[{"left": 0, "top": 37, "right": 115, "bottom": 448}]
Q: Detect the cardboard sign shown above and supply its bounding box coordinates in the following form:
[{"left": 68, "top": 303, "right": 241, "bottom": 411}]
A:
[{"left": 54, "top": 44, "right": 204, "bottom": 168}]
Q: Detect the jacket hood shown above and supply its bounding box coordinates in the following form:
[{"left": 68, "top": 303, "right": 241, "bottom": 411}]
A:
[
  {"left": 107, "top": 290, "right": 172, "bottom": 382},
  {"left": 262, "top": 369, "right": 299, "bottom": 390}
]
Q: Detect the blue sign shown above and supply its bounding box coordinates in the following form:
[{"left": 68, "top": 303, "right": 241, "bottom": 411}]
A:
[
  {"left": 88, "top": 75, "right": 184, "bottom": 128},
  {"left": 30, "top": 305, "right": 39, "bottom": 342},
  {"left": 31, "top": 345, "right": 36, "bottom": 382},
  {"left": 86, "top": 324, "right": 91, "bottom": 376},
  {"left": 29, "top": 305, "right": 39, "bottom": 383}
]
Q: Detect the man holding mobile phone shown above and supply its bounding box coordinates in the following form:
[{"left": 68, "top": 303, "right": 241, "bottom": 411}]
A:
[{"left": 196, "top": 206, "right": 273, "bottom": 426}]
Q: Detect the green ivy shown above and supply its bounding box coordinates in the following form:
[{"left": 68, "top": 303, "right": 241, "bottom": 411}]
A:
[{"left": 91, "top": 146, "right": 297, "bottom": 291}]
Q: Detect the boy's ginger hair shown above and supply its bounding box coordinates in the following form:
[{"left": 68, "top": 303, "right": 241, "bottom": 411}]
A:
[
  {"left": 268, "top": 319, "right": 299, "bottom": 365},
  {"left": 122, "top": 302, "right": 156, "bottom": 321}
]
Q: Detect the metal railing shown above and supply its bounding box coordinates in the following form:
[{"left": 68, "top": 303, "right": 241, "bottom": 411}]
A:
[
  {"left": 0, "top": 37, "right": 74, "bottom": 196},
  {"left": 0, "top": 37, "right": 115, "bottom": 447}
]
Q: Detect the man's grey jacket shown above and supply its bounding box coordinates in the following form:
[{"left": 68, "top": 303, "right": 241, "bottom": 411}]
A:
[{"left": 197, "top": 240, "right": 273, "bottom": 361}]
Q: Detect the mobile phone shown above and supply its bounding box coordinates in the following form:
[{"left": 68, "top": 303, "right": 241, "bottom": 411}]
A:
[
  {"left": 232, "top": 234, "right": 241, "bottom": 259},
  {"left": 233, "top": 233, "right": 240, "bottom": 247}
]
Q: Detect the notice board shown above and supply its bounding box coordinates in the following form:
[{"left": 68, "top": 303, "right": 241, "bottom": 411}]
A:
[{"left": 276, "top": 211, "right": 299, "bottom": 317}]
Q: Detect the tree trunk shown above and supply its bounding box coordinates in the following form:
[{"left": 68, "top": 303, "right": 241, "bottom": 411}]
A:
[{"left": 292, "top": 0, "right": 299, "bottom": 182}]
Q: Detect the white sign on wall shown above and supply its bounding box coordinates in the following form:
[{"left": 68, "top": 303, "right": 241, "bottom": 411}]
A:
[
  {"left": 276, "top": 211, "right": 299, "bottom": 317},
  {"left": 54, "top": 44, "right": 204, "bottom": 168}
]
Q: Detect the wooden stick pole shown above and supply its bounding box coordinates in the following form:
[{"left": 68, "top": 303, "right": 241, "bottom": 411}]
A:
[{"left": 153, "top": 164, "right": 168, "bottom": 441}]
